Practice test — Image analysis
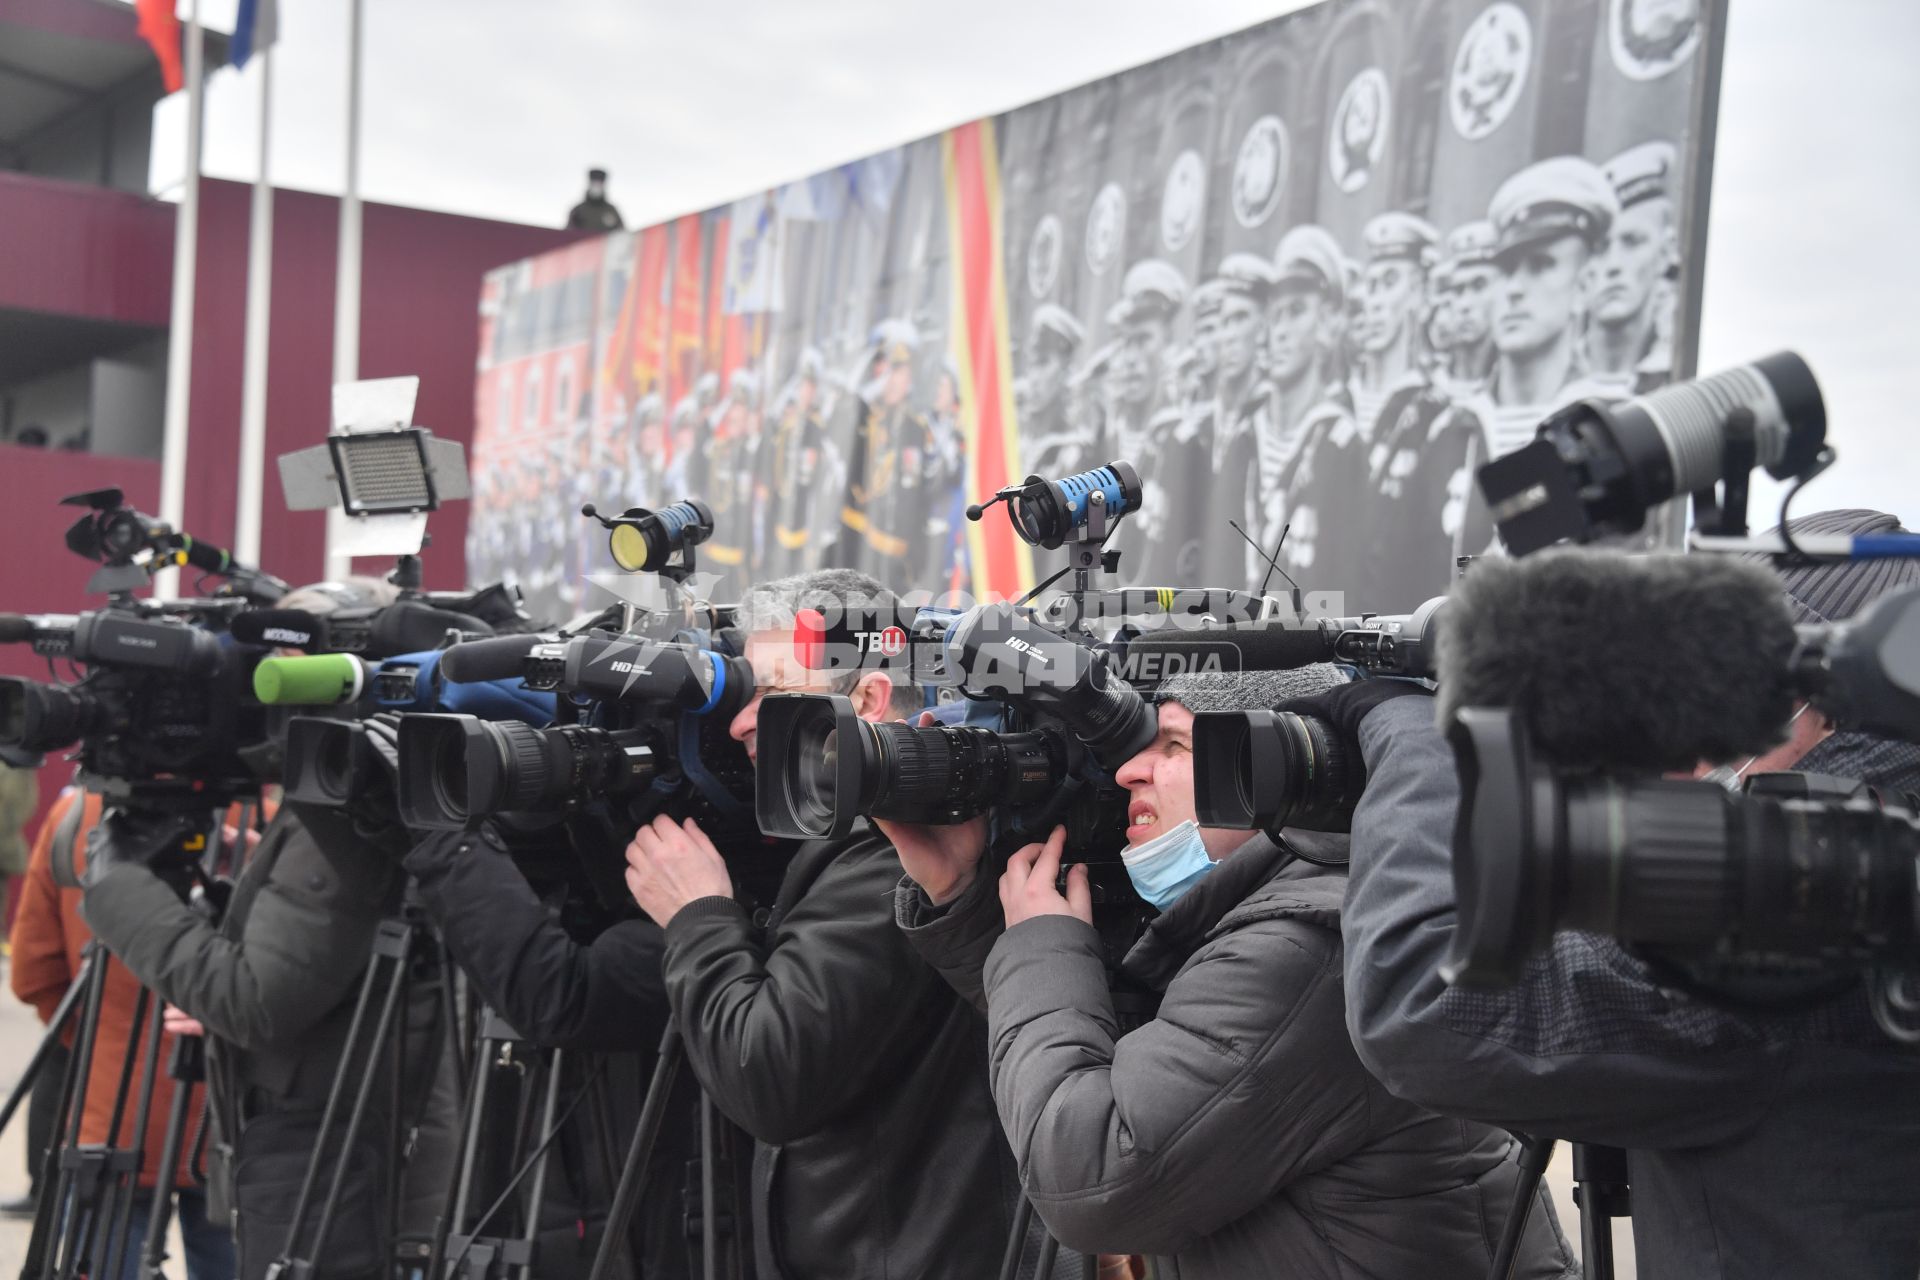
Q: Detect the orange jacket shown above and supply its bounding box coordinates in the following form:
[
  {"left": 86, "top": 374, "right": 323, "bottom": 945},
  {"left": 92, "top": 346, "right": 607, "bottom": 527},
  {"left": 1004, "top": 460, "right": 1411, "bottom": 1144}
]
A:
[{"left": 8, "top": 790, "right": 209, "bottom": 1191}]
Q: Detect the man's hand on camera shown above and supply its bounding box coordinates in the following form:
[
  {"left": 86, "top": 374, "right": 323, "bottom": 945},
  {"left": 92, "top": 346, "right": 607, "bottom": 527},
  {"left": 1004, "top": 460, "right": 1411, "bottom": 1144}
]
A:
[
  {"left": 624, "top": 815, "right": 733, "bottom": 927},
  {"left": 875, "top": 814, "right": 989, "bottom": 906},
  {"left": 999, "top": 826, "right": 1091, "bottom": 928},
  {"left": 874, "top": 710, "right": 991, "bottom": 904},
  {"left": 1278, "top": 678, "right": 1433, "bottom": 754}
]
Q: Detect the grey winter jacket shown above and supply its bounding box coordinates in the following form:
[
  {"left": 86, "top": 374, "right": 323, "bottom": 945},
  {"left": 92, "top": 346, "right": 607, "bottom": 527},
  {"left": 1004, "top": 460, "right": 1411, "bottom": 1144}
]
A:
[
  {"left": 81, "top": 805, "right": 458, "bottom": 1279},
  {"left": 1343, "top": 695, "right": 1920, "bottom": 1280},
  {"left": 898, "top": 833, "right": 1575, "bottom": 1280}
]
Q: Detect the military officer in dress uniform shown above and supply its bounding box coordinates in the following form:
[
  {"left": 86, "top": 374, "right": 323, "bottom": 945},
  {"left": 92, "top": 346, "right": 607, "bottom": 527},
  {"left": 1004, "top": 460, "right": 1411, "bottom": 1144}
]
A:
[
  {"left": 694, "top": 368, "right": 760, "bottom": 577},
  {"left": 839, "top": 324, "right": 933, "bottom": 585},
  {"left": 1589, "top": 140, "right": 1680, "bottom": 395},
  {"left": 1018, "top": 304, "right": 1087, "bottom": 478},
  {"left": 764, "top": 349, "right": 838, "bottom": 576},
  {"left": 1103, "top": 259, "right": 1187, "bottom": 473},
  {"left": 1349, "top": 212, "right": 1441, "bottom": 445}
]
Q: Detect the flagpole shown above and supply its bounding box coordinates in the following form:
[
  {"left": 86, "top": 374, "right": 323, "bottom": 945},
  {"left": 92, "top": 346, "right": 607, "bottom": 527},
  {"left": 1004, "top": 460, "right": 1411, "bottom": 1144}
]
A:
[
  {"left": 324, "top": 0, "right": 365, "bottom": 582},
  {"left": 234, "top": 43, "right": 274, "bottom": 566},
  {"left": 154, "top": 0, "right": 204, "bottom": 599}
]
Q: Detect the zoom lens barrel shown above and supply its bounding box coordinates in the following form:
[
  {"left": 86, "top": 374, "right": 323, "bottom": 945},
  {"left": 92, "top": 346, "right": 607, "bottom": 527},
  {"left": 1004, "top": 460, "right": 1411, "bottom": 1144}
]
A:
[
  {"left": 398, "top": 713, "right": 661, "bottom": 829},
  {"left": 1191, "top": 709, "right": 1358, "bottom": 836},
  {"left": 283, "top": 717, "right": 371, "bottom": 806},
  {"left": 757, "top": 693, "right": 1066, "bottom": 839},
  {"left": 0, "top": 677, "right": 102, "bottom": 753}
]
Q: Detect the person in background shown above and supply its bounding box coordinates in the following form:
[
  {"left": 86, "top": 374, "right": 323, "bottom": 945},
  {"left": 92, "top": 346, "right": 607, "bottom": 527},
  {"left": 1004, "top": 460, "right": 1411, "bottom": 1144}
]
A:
[
  {"left": 567, "top": 167, "right": 624, "bottom": 231},
  {"left": 11, "top": 786, "right": 235, "bottom": 1279},
  {"left": 0, "top": 747, "right": 49, "bottom": 1221}
]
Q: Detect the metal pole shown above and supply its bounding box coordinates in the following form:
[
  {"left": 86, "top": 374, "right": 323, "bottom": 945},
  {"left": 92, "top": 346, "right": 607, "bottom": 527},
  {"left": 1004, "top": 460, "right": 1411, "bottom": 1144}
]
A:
[
  {"left": 324, "top": 0, "right": 366, "bottom": 582},
  {"left": 153, "top": 0, "right": 204, "bottom": 600},
  {"left": 234, "top": 47, "right": 275, "bottom": 566}
]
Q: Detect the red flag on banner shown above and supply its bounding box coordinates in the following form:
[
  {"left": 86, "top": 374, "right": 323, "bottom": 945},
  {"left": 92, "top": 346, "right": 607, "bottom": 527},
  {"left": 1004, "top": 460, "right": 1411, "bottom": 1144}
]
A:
[{"left": 136, "top": 0, "right": 185, "bottom": 92}]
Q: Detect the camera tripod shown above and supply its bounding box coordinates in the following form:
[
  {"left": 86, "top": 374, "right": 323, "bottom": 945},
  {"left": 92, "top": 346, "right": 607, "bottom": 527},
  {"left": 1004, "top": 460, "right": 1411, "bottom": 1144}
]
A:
[{"left": 1489, "top": 1136, "right": 1631, "bottom": 1280}]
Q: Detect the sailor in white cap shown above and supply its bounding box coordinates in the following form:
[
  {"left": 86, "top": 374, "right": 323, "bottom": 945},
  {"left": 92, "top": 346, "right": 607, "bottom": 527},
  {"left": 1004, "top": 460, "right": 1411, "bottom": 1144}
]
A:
[
  {"left": 1103, "top": 258, "right": 1188, "bottom": 475},
  {"left": 1349, "top": 211, "right": 1440, "bottom": 443},
  {"left": 1432, "top": 220, "right": 1500, "bottom": 398},
  {"left": 1589, "top": 140, "right": 1680, "bottom": 394}
]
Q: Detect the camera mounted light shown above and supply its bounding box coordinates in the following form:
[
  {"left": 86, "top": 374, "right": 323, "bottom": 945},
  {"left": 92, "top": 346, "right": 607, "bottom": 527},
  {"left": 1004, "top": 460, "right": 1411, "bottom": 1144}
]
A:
[
  {"left": 968, "top": 461, "right": 1143, "bottom": 551},
  {"left": 276, "top": 377, "right": 470, "bottom": 559},
  {"left": 581, "top": 498, "right": 715, "bottom": 579}
]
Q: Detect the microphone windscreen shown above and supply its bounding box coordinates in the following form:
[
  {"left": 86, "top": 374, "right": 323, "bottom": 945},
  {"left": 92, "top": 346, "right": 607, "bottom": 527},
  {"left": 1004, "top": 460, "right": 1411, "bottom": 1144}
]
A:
[
  {"left": 1437, "top": 550, "right": 1800, "bottom": 773},
  {"left": 178, "top": 538, "right": 236, "bottom": 576},
  {"left": 1124, "top": 621, "right": 1337, "bottom": 674},
  {"left": 230, "top": 609, "right": 329, "bottom": 651},
  {"left": 367, "top": 601, "right": 493, "bottom": 658},
  {"left": 0, "top": 614, "right": 35, "bottom": 644},
  {"left": 439, "top": 634, "right": 543, "bottom": 684}
]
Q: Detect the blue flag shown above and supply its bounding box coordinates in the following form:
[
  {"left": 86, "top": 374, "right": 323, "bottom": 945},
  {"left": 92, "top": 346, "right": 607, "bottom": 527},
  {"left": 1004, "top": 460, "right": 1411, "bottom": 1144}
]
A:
[{"left": 232, "top": 0, "right": 278, "bottom": 68}]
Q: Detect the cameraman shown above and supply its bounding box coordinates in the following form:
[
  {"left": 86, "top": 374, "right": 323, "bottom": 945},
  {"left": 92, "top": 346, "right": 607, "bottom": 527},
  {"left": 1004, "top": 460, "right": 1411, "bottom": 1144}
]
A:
[
  {"left": 885, "top": 670, "right": 1575, "bottom": 1278},
  {"left": 618, "top": 568, "right": 1027, "bottom": 1279},
  {"left": 77, "top": 579, "right": 458, "bottom": 1280},
  {"left": 1338, "top": 511, "right": 1920, "bottom": 1278}
]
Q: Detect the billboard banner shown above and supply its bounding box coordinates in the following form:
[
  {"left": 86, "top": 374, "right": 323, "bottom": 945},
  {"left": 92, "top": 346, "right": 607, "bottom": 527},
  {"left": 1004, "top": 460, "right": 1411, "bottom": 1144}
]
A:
[{"left": 470, "top": 0, "right": 1726, "bottom": 622}]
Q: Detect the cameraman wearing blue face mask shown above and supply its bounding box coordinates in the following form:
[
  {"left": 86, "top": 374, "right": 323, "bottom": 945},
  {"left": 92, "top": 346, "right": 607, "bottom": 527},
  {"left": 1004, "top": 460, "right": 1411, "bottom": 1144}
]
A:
[{"left": 882, "top": 671, "right": 1575, "bottom": 1280}]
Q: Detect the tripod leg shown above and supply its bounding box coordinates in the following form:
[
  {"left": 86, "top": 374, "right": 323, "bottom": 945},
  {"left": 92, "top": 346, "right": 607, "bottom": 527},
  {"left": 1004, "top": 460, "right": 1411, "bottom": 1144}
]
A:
[
  {"left": 425, "top": 1020, "right": 497, "bottom": 1280},
  {"left": 1032, "top": 1230, "right": 1059, "bottom": 1280},
  {"left": 98, "top": 990, "right": 167, "bottom": 1280},
  {"left": 699, "top": 1095, "right": 718, "bottom": 1280},
  {"left": 40, "top": 947, "right": 115, "bottom": 1280},
  {"left": 139, "top": 1038, "right": 206, "bottom": 1279},
  {"left": 996, "top": 1195, "right": 1034, "bottom": 1280},
  {"left": 516, "top": 1049, "right": 565, "bottom": 1280},
  {"left": 586, "top": 1022, "right": 682, "bottom": 1280},
  {"left": 269, "top": 931, "right": 391, "bottom": 1267},
  {"left": 306, "top": 935, "right": 412, "bottom": 1266},
  {"left": 0, "top": 969, "right": 90, "bottom": 1137}
]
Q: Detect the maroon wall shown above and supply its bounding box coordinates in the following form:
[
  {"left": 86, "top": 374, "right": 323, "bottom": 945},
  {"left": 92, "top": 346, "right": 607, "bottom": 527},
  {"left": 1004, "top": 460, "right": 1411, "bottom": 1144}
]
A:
[
  {"left": 179, "top": 180, "right": 586, "bottom": 591},
  {"left": 0, "top": 173, "right": 173, "bottom": 324}
]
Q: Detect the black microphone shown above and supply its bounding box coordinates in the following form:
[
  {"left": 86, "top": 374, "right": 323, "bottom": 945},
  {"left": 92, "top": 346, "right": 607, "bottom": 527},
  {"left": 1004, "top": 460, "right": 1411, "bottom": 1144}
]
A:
[
  {"left": 230, "top": 609, "right": 330, "bottom": 651},
  {"left": 1436, "top": 550, "right": 1799, "bottom": 773},
  {"left": 439, "top": 634, "right": 543, "bottom": 684},
  {"left": 365, "top": 601, "right": 493, "bottom": 658}
]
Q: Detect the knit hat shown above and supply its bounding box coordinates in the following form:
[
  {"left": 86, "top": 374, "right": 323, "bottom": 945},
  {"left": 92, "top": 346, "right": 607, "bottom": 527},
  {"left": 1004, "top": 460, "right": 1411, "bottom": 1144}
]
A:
[
  {"left": 1155, "top": 662, "right": 1351, "bottom": 713},
  {"left": 1756, "top": 510, "right": 1920, "bottom": 625}
]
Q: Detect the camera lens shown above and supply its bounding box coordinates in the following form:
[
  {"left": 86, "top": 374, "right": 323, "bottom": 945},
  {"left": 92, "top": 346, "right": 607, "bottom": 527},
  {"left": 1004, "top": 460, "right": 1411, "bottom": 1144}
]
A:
[
  {"left": 1192, "top": 709, "right": 1357, "bottom": 835},
  {"left": 0, "top": 677, "right": 98, "bottom": 753},
  {"left": 400, "top": 714, "right": 663, "bottom": 829},
  {"left": 283, "top": 718, "right": 369, "bottom": 807},
  {"left": 757, "top": 693, "right": 1066, "bottom": 839}
]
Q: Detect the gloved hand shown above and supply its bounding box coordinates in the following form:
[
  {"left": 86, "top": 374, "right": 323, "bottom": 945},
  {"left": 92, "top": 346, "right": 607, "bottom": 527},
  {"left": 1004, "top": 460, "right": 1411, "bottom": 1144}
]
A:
[
  {"left": 349, "top": 713, "right": 411, "bottom": 857},
  {"left": 1276, "top": 677, "right": 1434, "bottom": 763},
  {"left": 80, "top": 807, "right": 199, "bottom": 892}
]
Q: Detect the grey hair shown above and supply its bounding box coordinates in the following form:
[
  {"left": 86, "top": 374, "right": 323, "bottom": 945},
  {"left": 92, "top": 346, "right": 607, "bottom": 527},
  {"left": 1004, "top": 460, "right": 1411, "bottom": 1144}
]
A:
[{"left": 735, "top": 568, "right": 920, "bottom": 717}]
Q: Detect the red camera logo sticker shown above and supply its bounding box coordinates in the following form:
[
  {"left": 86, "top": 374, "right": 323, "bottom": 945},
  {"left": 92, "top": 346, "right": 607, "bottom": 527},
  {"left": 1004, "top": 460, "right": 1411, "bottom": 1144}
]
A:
[{"left": 876, "top": 625, "right": 907, "bottom": 658}]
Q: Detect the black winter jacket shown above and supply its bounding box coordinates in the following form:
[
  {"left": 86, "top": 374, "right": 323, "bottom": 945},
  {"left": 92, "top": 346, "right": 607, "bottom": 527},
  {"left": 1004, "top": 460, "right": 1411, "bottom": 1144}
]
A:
[
  {"left": 660, "top": 824, "right": 1021, "bottom": 1279},
  {"left": 405, "top": 825, "right": 712, "bottom": 1280},
  {"left": 1343, "top": 696, "right": 1920, "bottom": 1280},
  {"left": 898, "top": 833, "right": 1576, "bottom": 1280}
]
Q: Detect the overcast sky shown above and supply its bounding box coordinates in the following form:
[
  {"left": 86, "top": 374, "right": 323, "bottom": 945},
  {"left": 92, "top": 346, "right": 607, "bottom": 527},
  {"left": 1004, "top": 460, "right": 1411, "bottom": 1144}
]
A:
[{"left": 163, "top": 0, "right": 1919, "bottom": 524}]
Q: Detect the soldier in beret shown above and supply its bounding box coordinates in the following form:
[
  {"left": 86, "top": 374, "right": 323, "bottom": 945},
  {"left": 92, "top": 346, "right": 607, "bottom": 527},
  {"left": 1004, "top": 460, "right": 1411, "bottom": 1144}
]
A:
[{"left": 1589, "top": 140, "right": 1680, "bottom": 395}]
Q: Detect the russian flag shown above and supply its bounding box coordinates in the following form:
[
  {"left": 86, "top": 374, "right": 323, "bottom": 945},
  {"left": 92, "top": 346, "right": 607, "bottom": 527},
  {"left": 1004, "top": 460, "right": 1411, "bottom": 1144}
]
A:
[{"left": 232, "top": 0, "right": 280, "bottom": 69}]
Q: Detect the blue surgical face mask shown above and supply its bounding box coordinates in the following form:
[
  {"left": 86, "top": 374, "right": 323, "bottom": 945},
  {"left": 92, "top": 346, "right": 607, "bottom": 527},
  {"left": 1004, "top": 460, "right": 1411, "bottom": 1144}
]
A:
[{"left": 1121, "top": 820, "right": 1216, "bottom": 910}]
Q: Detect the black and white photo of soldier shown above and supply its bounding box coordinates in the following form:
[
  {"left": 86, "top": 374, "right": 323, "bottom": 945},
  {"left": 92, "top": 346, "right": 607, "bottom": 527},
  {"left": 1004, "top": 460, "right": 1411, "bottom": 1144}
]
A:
[
  {"left": 1199, "top": 253, "right": 1280, "bottom": 589},
  {"left": 1589, "top": 140, "right": 1680, "bottom": 394},
  {"left": 1461, "top": 155, "right": 1623, "bottom": 461},
  {"left": 1430, "top": 221, "right": 1499, "bottom": 400},
  {"left": 1102, "top": 260, "right": 1188, "bottom": 583},
  {"left": 920, "top": 357, "right": 968, "bottom": 588},
  {"left": 1264, "top": 226, "right": 1359, "bottom": 604},
  {"left": 1017, "top": 304, "right": 1088, "bottom": 478}
]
